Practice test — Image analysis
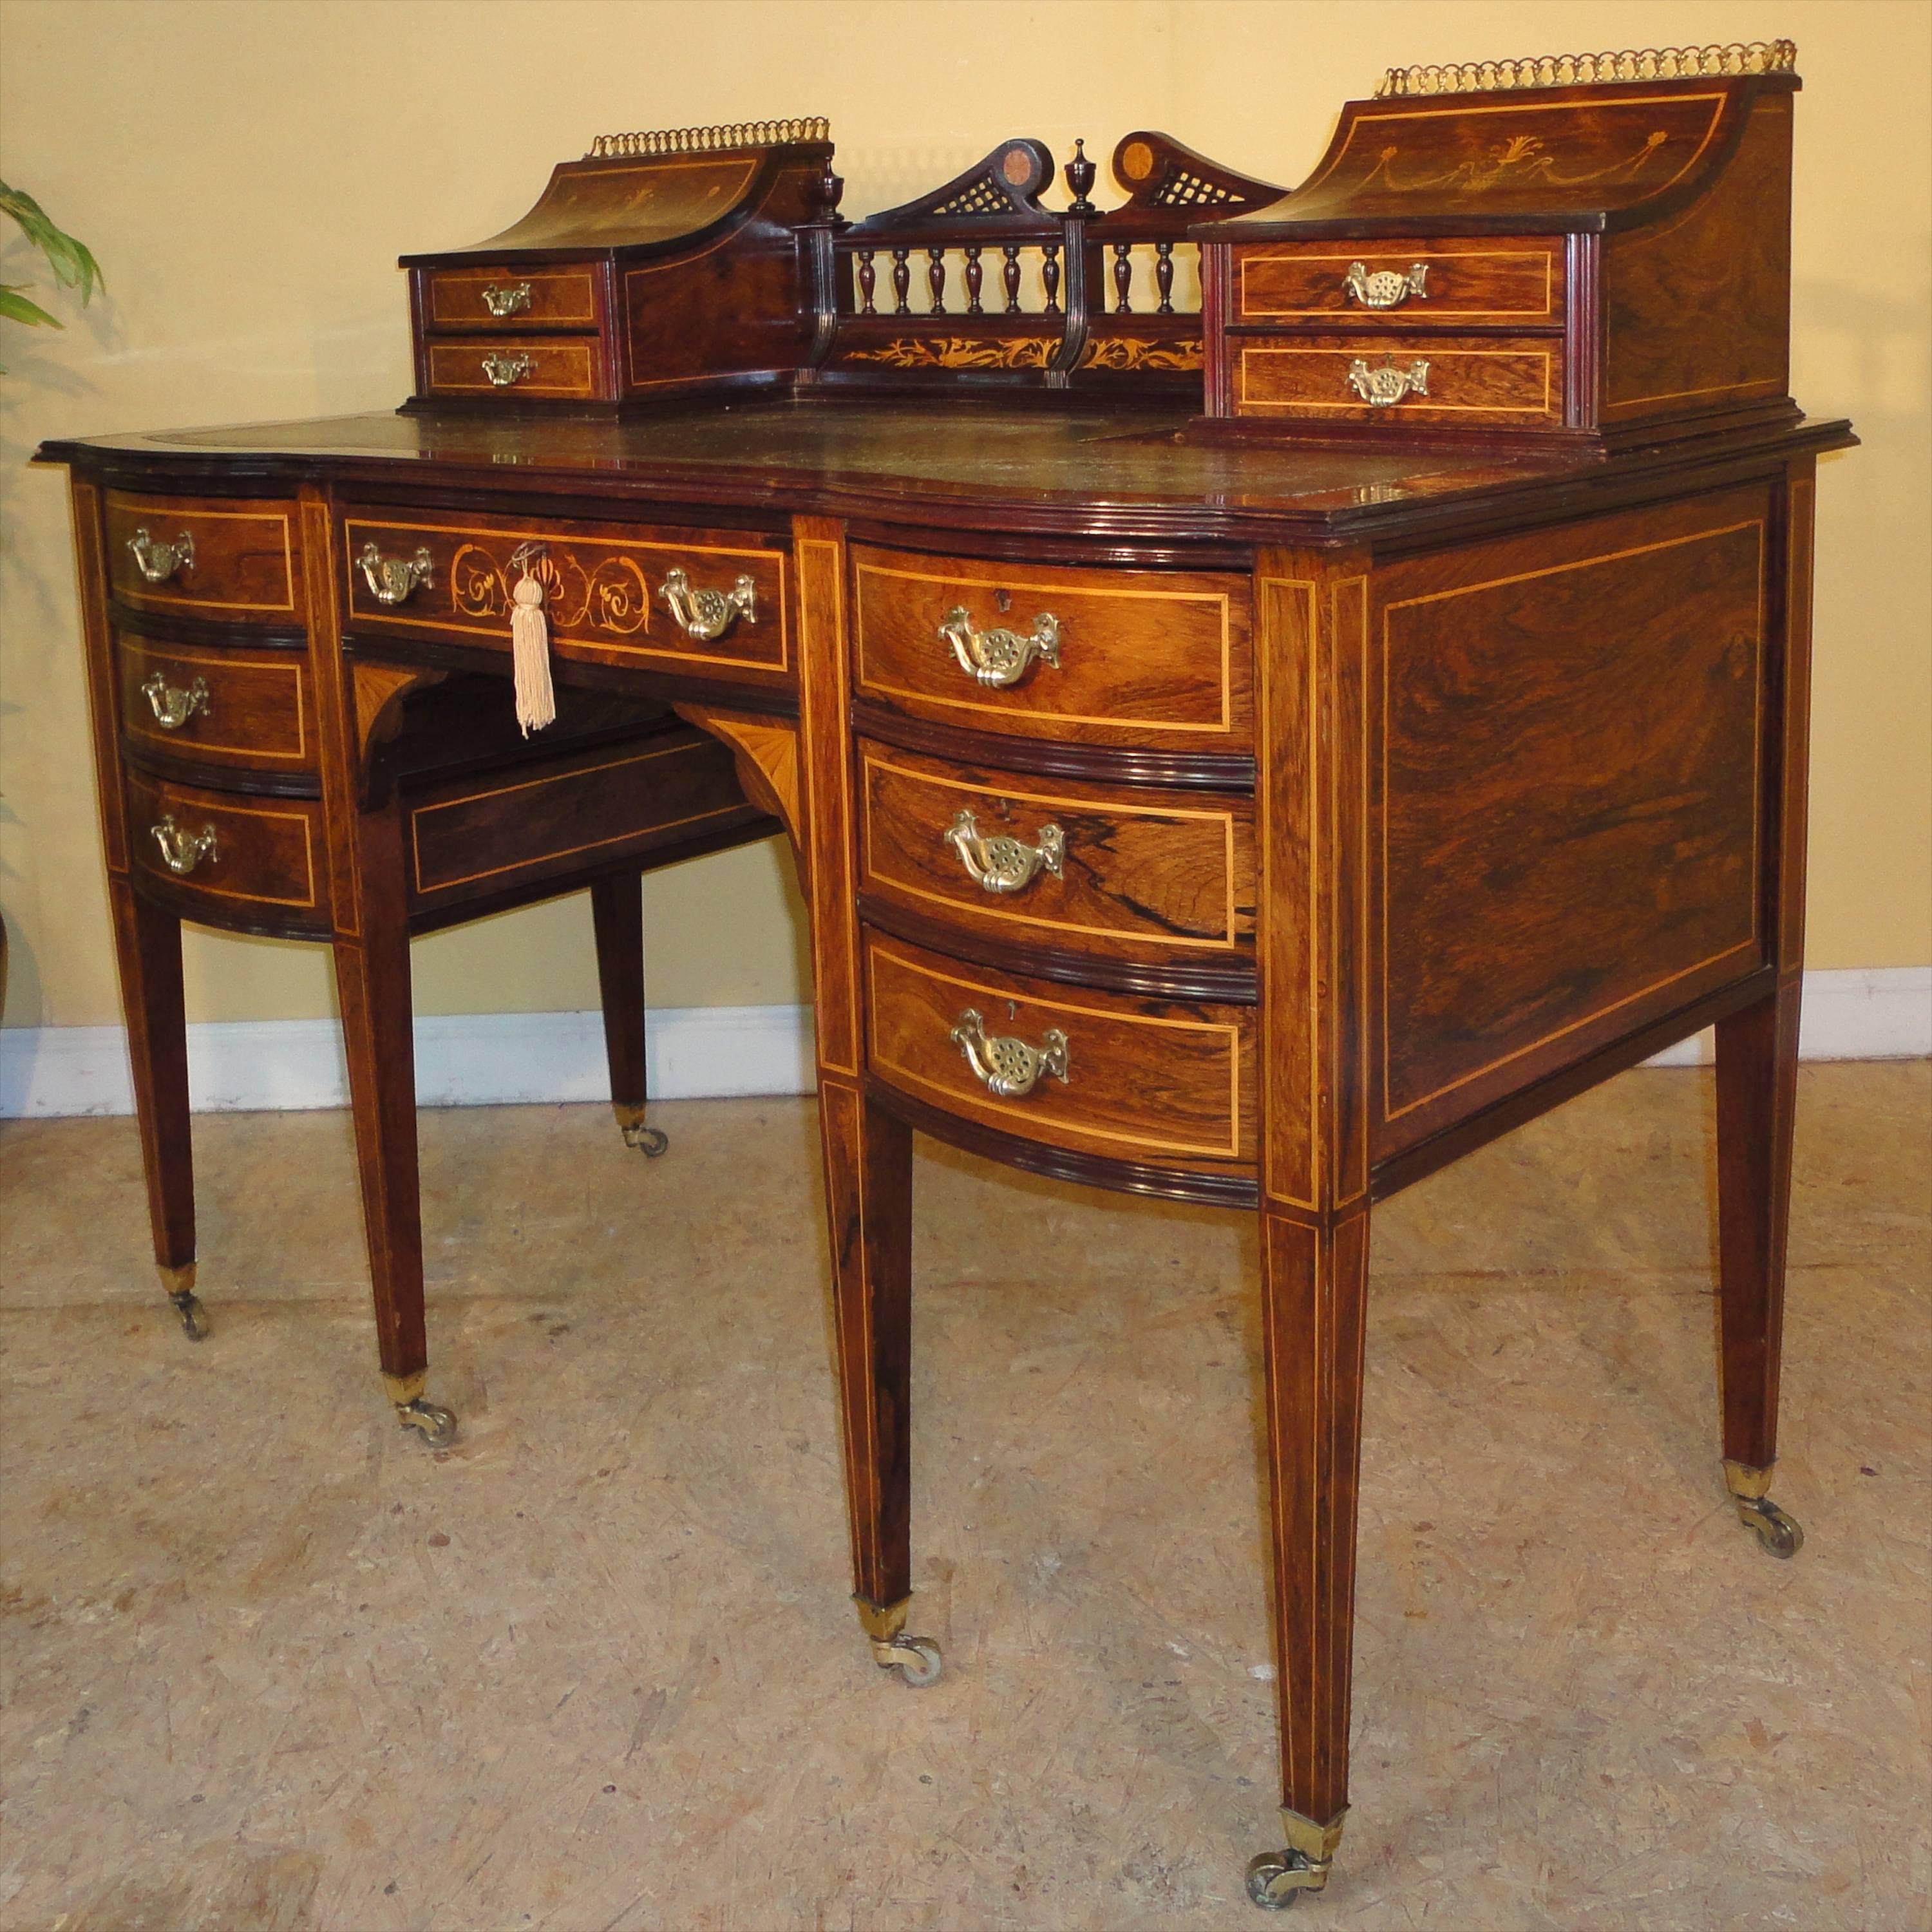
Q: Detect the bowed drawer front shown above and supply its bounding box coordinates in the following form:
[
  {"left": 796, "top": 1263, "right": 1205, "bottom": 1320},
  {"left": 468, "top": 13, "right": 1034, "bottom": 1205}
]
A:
[
  {"left": 852, "top": 545, "right": 1251, "bottom": 750},
  {"left": 858, "top": 740, "right": 1255, "bottom": 961},
  {"left": 125, "top": 770, "right": 328, "bottom": 930},
  {"left": 117, "top": 633, "right": 312, "bottom": 772},
  {"left": 865, "top": 932, "right": 1255, "bottom": 1170},
  {"left": 104, "top": 493, "right": 301, "bottom": 618},
  {"left": 341, "top": 509, "right": 791, "bottom": 681}
]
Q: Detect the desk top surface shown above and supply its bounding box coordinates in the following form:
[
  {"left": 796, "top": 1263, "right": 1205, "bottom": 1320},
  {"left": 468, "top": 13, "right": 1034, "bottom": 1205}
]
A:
[{"left": 43, "top": 399, "right": 1852, "bottom": 547}]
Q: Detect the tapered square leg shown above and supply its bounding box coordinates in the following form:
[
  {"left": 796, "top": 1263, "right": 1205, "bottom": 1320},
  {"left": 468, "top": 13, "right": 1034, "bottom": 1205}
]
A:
[
  {"left": 1247, "top": 1208, "right": 1370, "bottom": 1907},
  {"left": 590, "top": 870, "right": 665, "bottom": 1156},
  {"left": 1714, "top": 976, "right": 1804, "bottom": 1557},
  {"left": 818, "top": 1077, "right": 937, "bottom": 1685},
  {"left": 108, "top": 879, "right": 206, "bottom": 1340},
  {"left": 332, "top": 802, "right": 451, "bottom": 1448}
]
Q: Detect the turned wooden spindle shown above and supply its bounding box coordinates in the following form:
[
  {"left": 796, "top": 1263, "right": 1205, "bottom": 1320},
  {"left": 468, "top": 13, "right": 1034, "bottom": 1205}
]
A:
[
  {"left": 927, "top": 247, "right": 947, "bottom": 315},
  {"left": 857, "top": 250, "right": 877, "bottom": 316},
  {"left": 1154, "top": 239, "right": 1175, "bottom": 315},
  {"left": 1113, "top": 241, "right": 1133, "bottom": 313},
  {"left": 963, "top": 245, "right": 984, "bottom": 315},
  {"left": 890, "top": 247, "right": 911, "bottom": 316},
  {"left": 1001, "top": 244, "right": 1023, "bottom": 314},
  {"left": 1041, "top": 242, "right": 1061, "bottom": 315}
]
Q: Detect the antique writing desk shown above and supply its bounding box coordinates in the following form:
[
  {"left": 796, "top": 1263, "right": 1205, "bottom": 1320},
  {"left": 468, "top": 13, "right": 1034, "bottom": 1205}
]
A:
[{"left": 43, "top": 51, "right": 1852, "bottom": 1906}]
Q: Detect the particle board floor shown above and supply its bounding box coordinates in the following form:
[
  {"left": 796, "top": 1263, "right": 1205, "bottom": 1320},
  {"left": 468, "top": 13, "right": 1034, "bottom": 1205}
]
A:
[{"left": 1, "top": 1063, "right": 1926, "bottom": 1932}]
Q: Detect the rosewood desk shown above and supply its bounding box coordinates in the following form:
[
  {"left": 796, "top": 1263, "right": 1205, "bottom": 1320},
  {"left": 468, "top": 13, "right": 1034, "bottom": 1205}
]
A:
[{"left": 43, "top": 388, "right": 1848, "bottom": 1900}]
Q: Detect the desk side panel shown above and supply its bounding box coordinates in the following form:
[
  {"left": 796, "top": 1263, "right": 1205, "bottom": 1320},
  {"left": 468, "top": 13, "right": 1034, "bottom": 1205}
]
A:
[{"left": 1370, "top": 484, "right": 1772, "bottom": 1157}]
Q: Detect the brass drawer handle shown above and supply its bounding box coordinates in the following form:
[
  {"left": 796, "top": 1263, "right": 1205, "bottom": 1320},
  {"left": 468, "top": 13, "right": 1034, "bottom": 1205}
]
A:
[
  {"left": 480, "top": 281, "right": 532, "bottom": 317},
  {"left": 939, "top": 607, "right": 1061, "bottom": 688},
  {"left": 659, "top": 567, "right": 757, "bottom": 641},
  {"left": 140, "top": 672, "right": 211, "bottom": 730},
  {"left": 358, "top": 541, "right": 435, "bottom": 605},
  {"left": 949, "top": 1008, "right": 1069, "bottom": 1099},
  {"left": 481, "top": 351, "right": 533, "bottom": 387},
  {"left": 1344, "top": 261, "right": 1428, "bottom": 309},
  {"left": 943, "top": 808, "right": 1064, "bottom": 895},
  {"left": 149, "top": 814, "right": 218, "bottom": 876},
  {"left": 126, "top": 527, "right": 195, "bottom": 583},
  {"left": 1346, "top": 357, "right": 1430, "bottom": 407}
]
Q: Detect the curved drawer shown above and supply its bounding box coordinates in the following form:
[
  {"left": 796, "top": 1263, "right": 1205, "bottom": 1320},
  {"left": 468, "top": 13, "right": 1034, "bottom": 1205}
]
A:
[
  {"left": 118, "top": 633, "right": 312, "bottom": 773},
  {"left": 866, "top": 931, "right": 1255, "bottom": 1169},
  {"left": 104, "top": 492, "right": 301, "bottom": 620},
  {"left": 342, "top": 507, "right": 790, "bottom": 684},
  {"left": 858, "top": 739, "right": 1255, "bottom": 963},
  {"left": 422, "top": 266, "right": 605, "bottom": 333},
  {"left": 1233, "top": 334, "right": 1563, "bottom": 425},
  {"left": 1236, "top": 238, "right": 1563, "bottom": 326},
  {"left": 423, "top": 337, "right": 606, "bottom": 401},
  {"left": 125, "top": 770, "right": 327, "bottom": 931},
  {"left": 853, "top": 544, "right": 1251, "bottom": 751}
]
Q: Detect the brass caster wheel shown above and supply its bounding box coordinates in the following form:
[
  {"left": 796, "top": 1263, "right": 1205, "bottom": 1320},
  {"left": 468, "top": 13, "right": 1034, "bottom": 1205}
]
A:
[
  {"left": 871, "top": 1634, "right": 943, "bottom": 1687},
  {"left": 1736, "top": 1495, "right": 1804, "bottom": 1558},
  {"left": 169, "top": 1291, "right": 210, "bottom": 1342},
  {"left": 1246, "top": 1850, "right": 1320, "bottom": 1911},
  {"left": 396, "top": 1397, "right": 457, "bottom": 1448},
  {"left": 621, "top": 1121, "right": 670, "bottom": 1158}
]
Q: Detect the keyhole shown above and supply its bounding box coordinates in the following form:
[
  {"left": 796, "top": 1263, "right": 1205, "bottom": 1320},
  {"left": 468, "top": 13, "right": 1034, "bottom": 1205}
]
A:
[
  {"left": 996, "top": 797, "right": 1013, "bottom": 820},
  {"left": 1007, "top": 1000, "right": 1018, "bottom": 1022},
  {"left": 994, "top": 587, "right": 1012, "bottom": 613}
]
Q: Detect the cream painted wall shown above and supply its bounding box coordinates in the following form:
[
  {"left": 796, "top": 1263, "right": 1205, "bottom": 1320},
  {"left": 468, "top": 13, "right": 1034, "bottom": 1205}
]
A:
[{"left": 2, "top": 0, "right": 1926, "bottom": 1032}]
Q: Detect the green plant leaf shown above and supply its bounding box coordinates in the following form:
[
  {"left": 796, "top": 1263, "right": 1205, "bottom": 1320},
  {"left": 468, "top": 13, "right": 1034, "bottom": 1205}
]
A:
[
  {"left": 0, "top": 181, "right": 102, "bottom": 305},
  {"left": 0, "top": 284, "right": 63, "bottom": 328}
]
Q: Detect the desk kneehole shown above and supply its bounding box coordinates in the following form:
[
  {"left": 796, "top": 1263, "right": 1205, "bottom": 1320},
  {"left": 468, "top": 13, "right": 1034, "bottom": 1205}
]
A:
[{"left": 864, "top": 931, "right": 1255, "bottom": 1171}]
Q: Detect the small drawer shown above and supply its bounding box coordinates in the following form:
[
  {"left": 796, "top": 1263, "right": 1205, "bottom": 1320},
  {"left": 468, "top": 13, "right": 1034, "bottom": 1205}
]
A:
[
  {"left": 405, "top": 728, "right": 759, "bottom": 915},
  {"left": 118, "top": 633, "right": 312, "bottom": 772},
  {"left": 1233, "top": 334, "right": 1562, "bottom": 425},
  {"left": 858, "top": 740, "right": 1255, "bottom": 961},
  {"left": 1235, "top": 238, "right": 1563, "bottom": 325},
  {"left": 104, "top": 493, "right": 301, "bottom": 619},
  {"left": 342, "top": 507, "right": 790, "bottom": 681},
  {"left": 853, "top": 545, "right": 1251, "bottom": 750},
  {"left": 125, "top": 770, "right": 327, "bottom": 927},
  {"left": 866, "top": 932, "right": 1255, "bottom": 1168},
  {"left": 422, "top": 336, "right": 607, "bottom": 400},
  {"left": 421, "top": 266, "right": 604, "bottom": 333}
]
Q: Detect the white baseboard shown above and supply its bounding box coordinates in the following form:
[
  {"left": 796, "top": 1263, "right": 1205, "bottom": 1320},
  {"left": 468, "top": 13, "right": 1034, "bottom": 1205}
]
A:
[
  {"left": 1, "top": 970, "right": 1924, "bottom": 1121},
  {"left": 0, "top": 1003, "right": 814, "bottom": 1118},
  {"left": 1640, "top": 967, "right": 1931, "bottom": 1067}
]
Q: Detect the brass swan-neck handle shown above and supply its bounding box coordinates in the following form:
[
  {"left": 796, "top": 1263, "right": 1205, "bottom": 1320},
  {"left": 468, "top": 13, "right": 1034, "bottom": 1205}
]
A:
[
  {"left": 943, "top": 809, "right": 1064, "bottom": 895},
  {"left": 949, "top": 1009, "right": 1070, "bottom": 1099},
  {"left": 659, "top": 567, "right": 758, "bottom": 641},
  {"left": 140, "top": 672, "right": 211, "bottom": 730},
  {"left": 127, "top": 527, "right": 195, "bottom": 583},
  {"left": 938, "top": 607, "right": 1061, "bottom": 688}
]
